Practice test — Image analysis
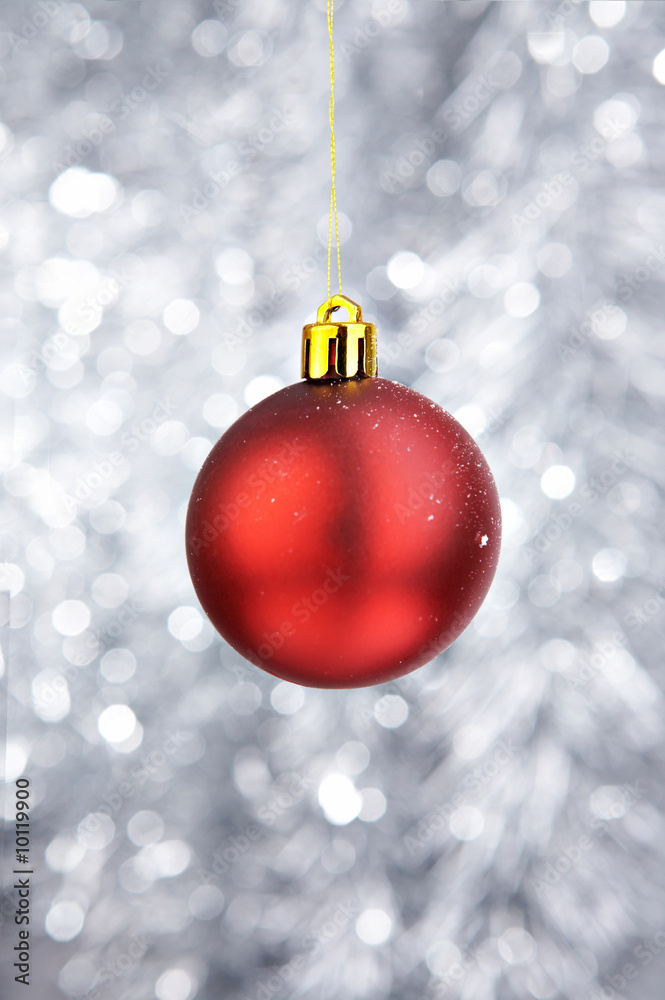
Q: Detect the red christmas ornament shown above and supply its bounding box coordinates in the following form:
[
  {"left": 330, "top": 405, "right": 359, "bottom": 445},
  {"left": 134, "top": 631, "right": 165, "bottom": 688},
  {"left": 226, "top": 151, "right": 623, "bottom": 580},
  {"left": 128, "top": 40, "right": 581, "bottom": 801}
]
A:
[{"left": 186, "top": 296, "right": 501, "bottom": 688}]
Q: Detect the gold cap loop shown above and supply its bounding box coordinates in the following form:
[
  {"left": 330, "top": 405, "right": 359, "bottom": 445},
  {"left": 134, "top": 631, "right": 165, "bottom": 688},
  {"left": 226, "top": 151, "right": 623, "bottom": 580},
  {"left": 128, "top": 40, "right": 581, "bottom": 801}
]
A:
[{"left": 302, "top": 294, "right": 378, "bottom": 381}]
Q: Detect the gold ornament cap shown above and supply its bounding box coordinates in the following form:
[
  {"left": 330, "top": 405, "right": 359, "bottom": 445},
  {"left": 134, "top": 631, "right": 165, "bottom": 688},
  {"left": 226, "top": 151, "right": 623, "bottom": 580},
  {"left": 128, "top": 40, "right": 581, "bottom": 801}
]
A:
[{"left": 302, "top": 294, "right": 378, "bottom": 381}]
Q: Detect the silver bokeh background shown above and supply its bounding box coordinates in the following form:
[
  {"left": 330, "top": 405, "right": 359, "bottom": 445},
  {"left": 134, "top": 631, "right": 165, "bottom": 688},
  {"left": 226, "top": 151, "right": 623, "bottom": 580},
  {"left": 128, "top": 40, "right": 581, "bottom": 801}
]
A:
[{"left": 2, "top": 1, "right": 665, "bottom": 998}]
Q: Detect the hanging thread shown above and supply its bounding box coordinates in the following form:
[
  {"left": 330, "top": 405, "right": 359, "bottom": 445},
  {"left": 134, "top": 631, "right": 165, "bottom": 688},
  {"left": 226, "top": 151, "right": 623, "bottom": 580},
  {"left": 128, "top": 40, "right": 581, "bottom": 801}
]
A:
[{"left": 327, "top": 0, "right": 342, "bottom": 299}]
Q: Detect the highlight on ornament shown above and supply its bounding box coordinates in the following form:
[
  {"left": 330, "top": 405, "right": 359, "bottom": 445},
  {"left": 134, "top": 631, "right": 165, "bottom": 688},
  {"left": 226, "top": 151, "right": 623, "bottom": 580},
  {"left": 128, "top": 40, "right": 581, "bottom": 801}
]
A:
[{"left": 186, "top": 294, "right": 501, "bottom": 689}]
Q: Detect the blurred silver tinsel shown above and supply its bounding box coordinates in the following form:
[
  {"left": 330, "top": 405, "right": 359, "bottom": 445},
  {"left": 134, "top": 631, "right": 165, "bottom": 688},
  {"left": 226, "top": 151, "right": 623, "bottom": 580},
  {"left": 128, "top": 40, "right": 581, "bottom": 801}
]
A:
[{"left": 2, "top": 1, "right": 665, "bottom": 998}]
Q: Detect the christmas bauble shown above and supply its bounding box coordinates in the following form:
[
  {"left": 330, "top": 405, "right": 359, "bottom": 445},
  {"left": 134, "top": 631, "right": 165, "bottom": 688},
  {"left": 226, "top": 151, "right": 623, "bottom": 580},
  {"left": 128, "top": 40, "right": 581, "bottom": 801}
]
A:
[{"left": 187, "top": 300, "right": 500, "bottom": 688}]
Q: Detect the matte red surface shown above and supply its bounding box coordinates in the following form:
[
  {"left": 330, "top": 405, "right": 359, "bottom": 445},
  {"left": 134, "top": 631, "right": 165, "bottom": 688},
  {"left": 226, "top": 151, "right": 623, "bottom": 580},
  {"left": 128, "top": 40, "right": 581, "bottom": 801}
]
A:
[{"left": 186, "top": 377, "right": 501, "bottom": 688}]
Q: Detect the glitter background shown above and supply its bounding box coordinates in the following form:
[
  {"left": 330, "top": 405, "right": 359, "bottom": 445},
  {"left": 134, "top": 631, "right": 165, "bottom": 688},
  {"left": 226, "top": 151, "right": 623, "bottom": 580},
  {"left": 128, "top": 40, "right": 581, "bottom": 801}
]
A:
[{"left": 2, "top": 1, "right": 665, "bottom": 999}]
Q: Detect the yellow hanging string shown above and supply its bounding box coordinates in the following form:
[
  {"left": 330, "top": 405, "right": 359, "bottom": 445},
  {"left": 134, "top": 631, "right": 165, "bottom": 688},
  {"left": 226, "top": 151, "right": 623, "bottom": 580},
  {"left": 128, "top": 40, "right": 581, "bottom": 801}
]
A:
[{"left": 327, "top": 0, "right": 342, "bottom": 299}]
